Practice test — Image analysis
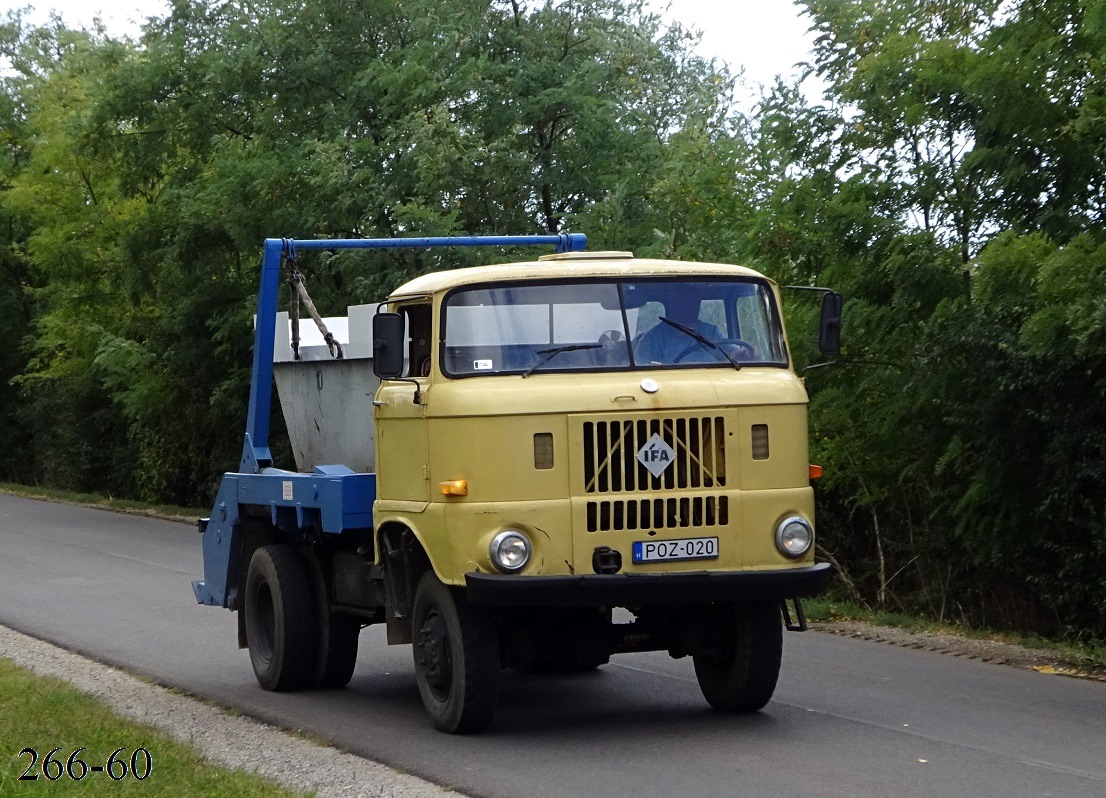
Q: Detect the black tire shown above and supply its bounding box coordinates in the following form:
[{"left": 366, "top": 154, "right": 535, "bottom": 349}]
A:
[
  {"left": 316, "top": 614, "right": 360, "bottom": 688},
  {"left": 411, "top": 571, "right": 499, "bottom": 733},
  {"left": 692, "top": 600, "right": 783, "bottom": 712},
  {"left": 244, "top": 544, "right": 316, "bottom": 692},
  {"left": 301, "top": 550, "right": 360, "bottom": 689}
]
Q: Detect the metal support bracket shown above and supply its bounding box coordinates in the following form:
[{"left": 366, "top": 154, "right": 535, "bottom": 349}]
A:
[{"left": 781, "top": 597, "right": 808, "bottom": 631}]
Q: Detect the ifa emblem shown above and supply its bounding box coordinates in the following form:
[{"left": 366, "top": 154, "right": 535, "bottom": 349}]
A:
[{"left": 636, "top": 433, "right": 677, "bottom": 478}]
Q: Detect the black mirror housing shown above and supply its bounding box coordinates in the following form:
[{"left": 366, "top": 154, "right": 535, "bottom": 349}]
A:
[
  {"left": 818, "top": 292, "right": 843, "bottom": 356},
  {"left": 373, "top": 312, "right": 405, "bottom": 378}
]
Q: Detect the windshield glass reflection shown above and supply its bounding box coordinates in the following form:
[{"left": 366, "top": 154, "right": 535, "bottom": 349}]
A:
[{"left": 442, "top": 279, "right": 786, "bottom": 376}]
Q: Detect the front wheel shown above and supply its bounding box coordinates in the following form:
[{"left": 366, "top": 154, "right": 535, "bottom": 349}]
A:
[
  {"left": 692, "top": 600, "right": 782, "bottom": 712},
  {"left": 411, "top": 571, "right": 500, "bottom": 733}
]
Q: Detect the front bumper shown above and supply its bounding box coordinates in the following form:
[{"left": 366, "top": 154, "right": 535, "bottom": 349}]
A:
[{"left": 465, "top": 562, "right": 832, "bottom": 607}]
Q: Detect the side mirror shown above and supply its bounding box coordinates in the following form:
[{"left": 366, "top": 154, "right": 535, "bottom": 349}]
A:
[
  {"left": 372, "top": 312, "right": 405, "bottom": 378},
  {"left": 818, "top": 292, "right": 843, "bottom": 356}
]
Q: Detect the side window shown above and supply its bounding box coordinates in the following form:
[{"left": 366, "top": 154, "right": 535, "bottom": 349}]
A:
[{"left": 401, "top": 304, "right": 432, "bottom": 377}]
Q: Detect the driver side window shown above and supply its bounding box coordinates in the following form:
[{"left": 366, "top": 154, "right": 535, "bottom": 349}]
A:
[{"left": 400, "top": 303, "right": 432, "bottom": 377}]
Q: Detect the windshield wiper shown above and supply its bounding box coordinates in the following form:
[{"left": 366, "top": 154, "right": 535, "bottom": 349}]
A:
[
  {"left": 658, "top": 317, "right": 742, "bottom": 370},
  {"left": 521, "top": 343, "right": 603, "bottom": 378}
]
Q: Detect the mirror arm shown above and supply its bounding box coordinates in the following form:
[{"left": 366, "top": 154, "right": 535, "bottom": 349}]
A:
[
  {"left": 385, "top": 377, "right": 423, "bottom": 405},
  {"left": 801, "top": 358, "right": 839, "bottom": 377},
  {"left": 783, "top": 285, "right": 844, "bottom": 369}
]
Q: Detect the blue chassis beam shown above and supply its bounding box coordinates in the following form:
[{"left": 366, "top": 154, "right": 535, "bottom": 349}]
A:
[
  {"left": 193, "top": 233, "right": 586, "bottom": 608},
  {"left": 194, "top": 467, "right": 376, "bottom": 607}
]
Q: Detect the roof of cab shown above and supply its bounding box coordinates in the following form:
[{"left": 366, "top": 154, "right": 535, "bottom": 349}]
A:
[{"left": 386, "top": 251, "right": 773, "bottom": 299}]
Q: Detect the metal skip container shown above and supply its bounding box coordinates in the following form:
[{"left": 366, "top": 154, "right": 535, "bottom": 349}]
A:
[{"left": 270, "top": 303, "right": 380, "bottom": 474}]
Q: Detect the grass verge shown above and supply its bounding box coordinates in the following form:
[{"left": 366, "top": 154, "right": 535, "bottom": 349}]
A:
[
  {"left": 0, "top": 482, "right": 199, "bottom": 524},
  {"left": 803, "top": 596, "right": 1106, "bottom": 671},
  {"left": 0, "top": 657, "right": 306, "bottom": 796}
]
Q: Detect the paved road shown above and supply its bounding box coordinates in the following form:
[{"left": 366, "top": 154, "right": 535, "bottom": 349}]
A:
[{"left": 2, "top": 492, "right": 1105, "bottom": 798}]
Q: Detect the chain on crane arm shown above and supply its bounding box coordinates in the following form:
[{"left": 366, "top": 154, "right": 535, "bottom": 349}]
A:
[{"left": 284, "top": 241, "right": 343, "bottom": 361}]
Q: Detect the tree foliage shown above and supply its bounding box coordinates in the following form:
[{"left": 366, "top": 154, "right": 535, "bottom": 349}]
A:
[{"left": 773, "top": 0, "right": 1106, "bottom": 635}]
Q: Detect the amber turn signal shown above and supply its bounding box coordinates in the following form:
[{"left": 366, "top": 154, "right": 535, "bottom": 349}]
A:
[
  {"left": 439, "top": 479, "right": 468, "bottom": 496},
  {"left": 809, "top": 464, "right": 824, "bottom": 480}
]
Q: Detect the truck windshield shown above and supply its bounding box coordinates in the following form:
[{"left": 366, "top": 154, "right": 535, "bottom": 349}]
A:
[{"left": 442, "top": 279, "right": 787, "bottom": 377}]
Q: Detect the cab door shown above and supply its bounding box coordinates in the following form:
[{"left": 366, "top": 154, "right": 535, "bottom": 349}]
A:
[{"left": 373, "top": 303, "right": 431, "bottom": 502}]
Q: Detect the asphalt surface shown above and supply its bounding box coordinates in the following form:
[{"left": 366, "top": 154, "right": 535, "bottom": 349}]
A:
[{"left": 2, "top": 492, "right": 1105, "bottom": 798}]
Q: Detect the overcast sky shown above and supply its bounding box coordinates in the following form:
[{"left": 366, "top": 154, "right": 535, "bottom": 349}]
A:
[{"left": 3, "top": 0, "right": 818, "bottom": 92}]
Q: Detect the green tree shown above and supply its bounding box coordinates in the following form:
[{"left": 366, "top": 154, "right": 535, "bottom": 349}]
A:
[
  {"left": 805, "top": 0, "right": 1001, "bottom": 263},
  {"left": 0, "top": 18, "right": 142, "bottom": 491},
  {"left": 0, "top": 13, "right": 37, "bottom": 482},
  {"left": 968, "top": 0, "right": 1106, "bottom": 240}
]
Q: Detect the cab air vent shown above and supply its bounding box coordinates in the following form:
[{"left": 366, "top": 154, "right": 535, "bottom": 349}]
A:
[
  {"left": 752, "top": 424, "right": 770, "bottom": 460},
  {"left": 534, "top": 432, "right": 554, "bottom": 470}
]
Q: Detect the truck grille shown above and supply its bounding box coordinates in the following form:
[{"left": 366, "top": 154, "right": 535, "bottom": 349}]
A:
[
  {"left": 582, "top": 416, "right": 727, "bottom": 494},
  {"left": 586, "top": 495, "right": 729, "bottom": 532}
]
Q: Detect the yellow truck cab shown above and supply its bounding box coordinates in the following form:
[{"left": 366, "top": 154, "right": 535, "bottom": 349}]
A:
[
  {"left": 194, "top": 236, "right": 839, "bottom": 735},
  {"left": 371, "top": 250, "right": 834, "bottom": 731}
]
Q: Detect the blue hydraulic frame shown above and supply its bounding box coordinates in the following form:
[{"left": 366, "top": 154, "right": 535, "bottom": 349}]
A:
[{"left": 194, "top": 233, "right": 586, "bottom": 608}]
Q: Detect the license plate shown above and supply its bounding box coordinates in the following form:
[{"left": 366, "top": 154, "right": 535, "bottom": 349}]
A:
[{"left": 632, "top": 536, "right": 719, "bottom": 564}]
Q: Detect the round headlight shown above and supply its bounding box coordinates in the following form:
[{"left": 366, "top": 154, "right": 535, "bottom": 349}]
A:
[
  {"left": 490, "top": 530, "right": 531, "bottom": 573},
  {"left": 775, "top": 516, "right": 813, "bottom": 559}
]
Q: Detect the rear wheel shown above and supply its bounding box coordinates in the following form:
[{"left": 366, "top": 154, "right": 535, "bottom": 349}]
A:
[
  {"left": 693, "top": 600, "right": 782, "bottom": 712},
  {"left": 301, "top": 550, "right": 360, "bottom": 689},
  {"left": 411, "top": 571, "right": 499, "bottom": 733},
  {"left": 244, "top": 545, "right": 315, "bottom": 691},
  {"left": 315, "top": 614, "right": 360, "bottom": 688}
]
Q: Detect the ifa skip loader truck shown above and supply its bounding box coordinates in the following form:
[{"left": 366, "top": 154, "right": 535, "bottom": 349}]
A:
[{"left": 193, "top": 234, "right": 841, "bottom": 733}]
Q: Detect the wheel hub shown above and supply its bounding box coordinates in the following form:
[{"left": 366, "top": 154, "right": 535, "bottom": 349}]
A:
[{"left": 416, "top": 610, "right": 452, "bottom": 697}]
